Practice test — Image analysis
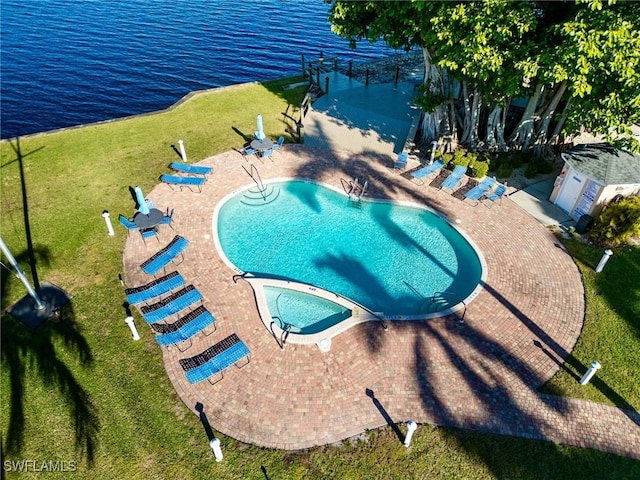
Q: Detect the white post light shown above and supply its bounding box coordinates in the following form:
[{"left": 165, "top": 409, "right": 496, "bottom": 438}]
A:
[
  {"left": 579, "top": 361, "right": 601, "bottom": 385},
  {"left": 404, "top": 420, "right": 417, "bottom": 447},
  {"left": 178, "top": 139, "right": 188, "bottom": 162},
  {"left": 210, "top": 437, "right": 223, "bottom": 461},
  {"left": 429, "top": 141, "right": 439, "bottom": 165},
  {"left": 595, "top": 249, "right": 613, "bottom": 273},
  {"left": 125, "top": 316, "right": 140, "bottom": 341},
  {"left": 102, "top": 211, "right": 115, "bottom": 236}
]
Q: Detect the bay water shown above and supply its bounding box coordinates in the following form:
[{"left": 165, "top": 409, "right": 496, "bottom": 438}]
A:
[{"left": 0, "top": 0, "right": 394, "bottom": 138}]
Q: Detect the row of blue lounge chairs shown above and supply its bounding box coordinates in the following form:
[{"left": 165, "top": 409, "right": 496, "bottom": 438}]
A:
[
  {"left": 402, "top": 156, "right": 508, "bottom": 206},
  {"left": 160, "top": 162, "right": 213, "bottom": 192},
  {"left": 124, "top": 269, "right": 251, "bottom": 383}
]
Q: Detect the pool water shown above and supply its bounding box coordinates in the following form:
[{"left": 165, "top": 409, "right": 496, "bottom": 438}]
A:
[
  {"left": 216, "top": 180, "right": 483, "bottom": 316},
  {"left": 264, "top": 286, "right": 352, "bottom": 334}
]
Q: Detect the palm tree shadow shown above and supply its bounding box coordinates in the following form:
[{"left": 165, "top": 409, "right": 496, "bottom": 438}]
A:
[{"left": 1, "top": 301, "right": 100, "bottom": 466}]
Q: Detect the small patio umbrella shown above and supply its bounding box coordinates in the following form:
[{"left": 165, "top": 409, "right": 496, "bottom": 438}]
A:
[
  {"left": 256, "top": 114, "right": 265, "bottom": 140},
  {"left": 134, "top": 186, "right": 149, "bottom": 215}
]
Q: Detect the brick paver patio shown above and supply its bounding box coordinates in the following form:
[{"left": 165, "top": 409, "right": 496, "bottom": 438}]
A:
[{"left": 122, "top": 145, "right": 640, "bottom": 459}]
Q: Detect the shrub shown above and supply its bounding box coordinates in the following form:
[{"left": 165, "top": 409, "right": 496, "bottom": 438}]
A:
[
  {"left": 589, "top": 196, "right": 640, "bottom": 247},
  {"left": 468, "top": 160, "right": 490, "bottom": 179},
  {"left": 451, "top": 149, "right": 471, "bottom": 167},
  {"left": 524, "top": 157, "right": 554, "bottom": 178},
  {"left": 496, "top": 164, "right": 514, "bottom": 179}
]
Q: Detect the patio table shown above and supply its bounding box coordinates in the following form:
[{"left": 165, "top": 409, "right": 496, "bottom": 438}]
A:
[
  {"left": 133, "top": 208, "right": 164, "bottom": 228},
  {"left": 250, "top": 138, "right": 274, "bottom": 152}
]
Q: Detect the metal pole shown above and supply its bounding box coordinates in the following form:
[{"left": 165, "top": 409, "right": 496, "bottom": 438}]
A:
[
  {"left": 325, "top": 76, "right": 329, "bottom": 95},
  {"left": 0, "top": 236, "right": 45, "bottom": 310}
]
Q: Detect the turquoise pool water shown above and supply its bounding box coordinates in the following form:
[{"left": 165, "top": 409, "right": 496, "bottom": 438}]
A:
[
  {"left": 216, "top": 180, "right": 483, "bottom": 316},
  {"left": 264, "top": 286, "right": 352, "bottom": 334}
]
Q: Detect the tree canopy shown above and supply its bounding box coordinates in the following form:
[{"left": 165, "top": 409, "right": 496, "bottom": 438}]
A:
[{"left": 328, "top": 0, "right": 640, "bottom": 154}]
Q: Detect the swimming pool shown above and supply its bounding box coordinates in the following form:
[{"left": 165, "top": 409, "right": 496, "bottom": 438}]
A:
[{"left": 214, "top": 179, "right": 485, "bottom": 331}]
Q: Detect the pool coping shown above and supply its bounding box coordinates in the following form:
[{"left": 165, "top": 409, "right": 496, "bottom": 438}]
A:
[{"left": 211, "top": 177, "right": 488, "bottom": 333}]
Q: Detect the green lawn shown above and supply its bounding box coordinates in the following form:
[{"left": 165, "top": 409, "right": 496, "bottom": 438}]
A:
[{"left": 1, "top": 79, "right": 639, "bottom": 479}]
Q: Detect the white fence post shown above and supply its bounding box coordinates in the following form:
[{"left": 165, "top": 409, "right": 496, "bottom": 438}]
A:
[
  {"left": 210, "top": 437, "right": 223, "bottom": 461},
  {"left": 103, "top": 211, "right": 115, "bottom": 236},
  {"left": 178, "top": 139, "right": 188, "bottom": 162},
  {"left": 125, "top": 316, "right": 140, "bottom": 341},
  {"left": 404, "top": 420, "right": 417, "bottom": 447},
  {"left": 595, "top": 249, "right": 613, "bottom": 273},
  {"left": 579, "top": 361, "right": 601, "bottom": 385}
]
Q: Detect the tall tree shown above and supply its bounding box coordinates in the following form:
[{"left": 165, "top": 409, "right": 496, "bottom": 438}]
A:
[{"left": 328, "top": 0, "right": 640, "bottom": 154}]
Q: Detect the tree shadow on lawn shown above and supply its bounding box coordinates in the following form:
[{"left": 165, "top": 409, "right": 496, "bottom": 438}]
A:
[{"left": 1, "top": 297, "right": 100, "bottom": 466}]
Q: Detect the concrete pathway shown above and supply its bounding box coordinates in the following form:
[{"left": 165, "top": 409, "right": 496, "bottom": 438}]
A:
[
  {"left": 122, "top": 145, "right": 639, "bottom": 459},
  {"left": 509, "top": 178, "right": 575, "bottom": 228},
  {"left": 302, "top": 72, "right": 421, "bottom": 156}
]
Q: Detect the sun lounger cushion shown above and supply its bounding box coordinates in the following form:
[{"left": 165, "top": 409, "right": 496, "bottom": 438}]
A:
[
  {"left": 169, "top": 162, "right": 212, "bottom": 176},
  {"left": 125, "top": 271, "right": 185, "bottom": 305},
  {"left": 155, "top": 306, "right": 216, "bottom": 346},
  {"left": 140, "top": 285, "right": 202, "bottom": 323},
  {"left": 411, "top": 159, "right": 445, "bottom": 180},
  {"left": 179, "top": 333, "right": 250, "bottom": 384},
  {"left": 141, "top": 236, "right": 189, "bottom": 276},
  {"left": 441, "top": 165, "right": 467, "bottom": 190}
]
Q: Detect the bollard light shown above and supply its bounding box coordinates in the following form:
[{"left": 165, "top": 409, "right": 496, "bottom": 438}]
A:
[
  {"left": 125, "top": 316, "right": 140, "bottom": 341},
  {"left": 210, "top": 437, "right": 223, "bottom": 462},
  {"left": 595, "top": 249, "right": 613, "bottom": 273},
  {"left": 579, "top": 361, "right": 601, "bottom": 385},
  {"left": 178, "top": 139, "right": 188, "bottom": 162},
  {"left": 102, "top": 211, "right": 115, "bottom": 237},
  {"left": 404, "top": 420, "right": 417, "bottom": 447}
]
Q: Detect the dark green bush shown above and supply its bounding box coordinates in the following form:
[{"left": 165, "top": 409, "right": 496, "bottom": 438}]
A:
[
  {"left": 496, "top": 164, "right": 514, "bottom": 179},
  {"left": 589, "top": 196, "right": 640, "bottom": 247},
  {"left": 524, "top": 157, "right": 554, "bottom": 178}
]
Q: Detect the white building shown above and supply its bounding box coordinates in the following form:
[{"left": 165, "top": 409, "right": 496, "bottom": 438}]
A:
[{"left": 550, "top": 143, "right": 640, "bottom": 222}]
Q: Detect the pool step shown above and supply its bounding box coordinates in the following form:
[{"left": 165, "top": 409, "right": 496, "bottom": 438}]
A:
[
  {"left": 240, "top": 185, "right": 280, "bottom": 206},
  {"left": 418, "top": 295, "right": 451, "bottom": 314}
]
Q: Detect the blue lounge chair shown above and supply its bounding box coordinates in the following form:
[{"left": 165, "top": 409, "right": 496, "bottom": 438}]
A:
[
  {"left": 140, "top": 284, "right": 203, "bottom": 324},
  {"left": 160, "top": 174, "right": 205, "bottom": 192},
  {"left": 118, "top": 214, "right": 139, "bottom": 234},
  {"left": 483, "top": 183, "right": 508, "bottom": 207},
  {"left": 440, "top": 165, "right": 467, "bottom": 191},
  {"left": 125, "top": 271, "right": 185, "bottom": 305},
  {"left": 410, "top": 159, "right": 445, "bottom": 184},
  {"left": 179, "top": 333, "right": 250, "bottom": 384},
  {"left": 394, "top": 152, "right": 408, "bottom": 170},
  {"left": 154, "top": 305, "right": 216, "bottom": 351},
  {"left": 141, "top": 235, "right": 189, "bottom": 276},
  {"left": 169, "top": 162, "right": 212, "bottom": 176},
  {"left": 464, "top": 177, "right": 496, "bottom": 205}
]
